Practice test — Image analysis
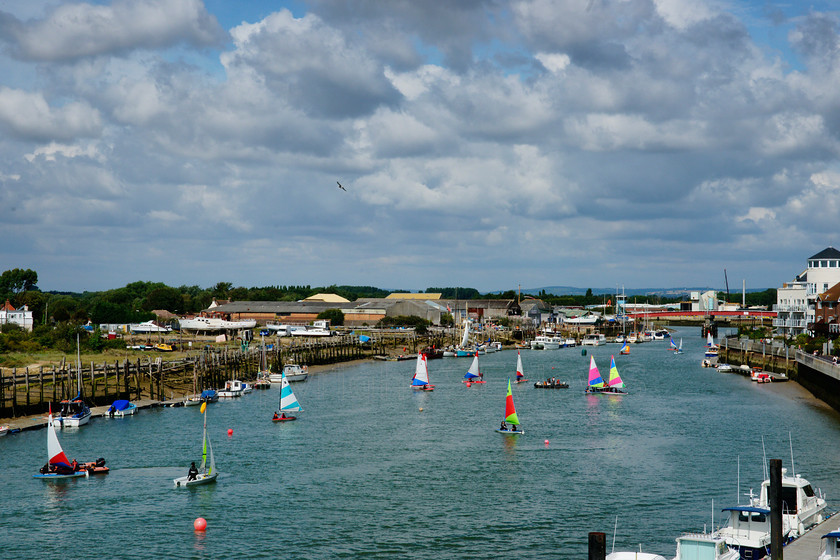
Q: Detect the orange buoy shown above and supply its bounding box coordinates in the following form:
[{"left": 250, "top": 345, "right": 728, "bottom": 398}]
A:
[{"left": 194, "top": 517, "right": 207, "bottom": 531}]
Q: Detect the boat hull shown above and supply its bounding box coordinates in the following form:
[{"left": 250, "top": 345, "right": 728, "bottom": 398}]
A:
[
  {"left": 534, "top": 381, "right": 569, "bottom": 389},
  {"left": 585, "top": 388, "right": 626, "bottom": 395},
  {"left": 174, "top": 472, "right": 218, "bottom": 487},
  {"left": 33, "top": 472, "right": 87, "bottom": 480},
  {"left": 57, "top": 412, "right": 91, "bottom": 427},
  {"left": 495, "top": 428, "right": 524, "bottom": 435},
  {"left": 272, "top": 416, "right": 297, "bottom": 422}
]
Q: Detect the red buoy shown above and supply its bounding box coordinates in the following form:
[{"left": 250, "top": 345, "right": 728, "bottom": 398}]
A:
[
  {"left": 194, "top": 517, "right": 207, "bottom": 531},
  {"left": 227, "top": 428, "right": 233, "bottom": 436}
]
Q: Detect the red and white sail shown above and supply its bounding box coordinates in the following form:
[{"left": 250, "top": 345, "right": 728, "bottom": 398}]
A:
[{"left": 47, "top": 412, "right": 72, "bottom": 469}]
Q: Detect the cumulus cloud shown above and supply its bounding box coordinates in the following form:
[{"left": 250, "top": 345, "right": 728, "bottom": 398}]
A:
[
  {"left": 221, "top": 10, "right": 400, "bottom": 118},
  {"left": 3, "top": 0, "right": 840, "bottom": 292},
  {"left": 0, "top": 0, "right": 225, "bottom": 61},
  {"left": 0, "top": 87, "right": 101, "bottom": 141}
]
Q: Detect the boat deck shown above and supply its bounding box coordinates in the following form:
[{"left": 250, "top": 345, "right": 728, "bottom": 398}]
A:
[
  {"left": 783, "top": 514, "right": 837, "bottom": 559},
  {"left": 3, "top": 399, "right": 162, "bottom": 432}
]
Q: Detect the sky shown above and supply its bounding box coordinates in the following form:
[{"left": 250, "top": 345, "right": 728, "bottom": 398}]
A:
[{"left": 1, "top": 0, "right": 839, "bottom": 294}]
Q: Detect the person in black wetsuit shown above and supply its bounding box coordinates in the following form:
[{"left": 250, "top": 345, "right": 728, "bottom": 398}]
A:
[{"left": 187, "top": 462, "right": 198, "bottom": 481}]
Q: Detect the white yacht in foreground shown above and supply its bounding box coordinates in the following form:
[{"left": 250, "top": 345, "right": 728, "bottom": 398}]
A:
[
  {"left": 607, "top": 532, "right": 738, "bottom": 560},
  {"left": 751, "top": 467, "right": 827, "bottom": 538}
]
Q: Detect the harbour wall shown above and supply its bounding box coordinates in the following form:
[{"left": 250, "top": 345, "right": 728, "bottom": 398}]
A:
[{"left": 719, "top": 338, "right": 840, "bottom": 413}]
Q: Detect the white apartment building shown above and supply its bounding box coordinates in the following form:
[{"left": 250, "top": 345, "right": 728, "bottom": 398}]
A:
[{"left": 775, "top": 247, "right": 840, "bottom": 337}]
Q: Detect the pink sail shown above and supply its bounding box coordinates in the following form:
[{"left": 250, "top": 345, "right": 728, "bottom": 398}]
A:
[{"left": 588, "top": 356, "right": 605, "bottom": 388}]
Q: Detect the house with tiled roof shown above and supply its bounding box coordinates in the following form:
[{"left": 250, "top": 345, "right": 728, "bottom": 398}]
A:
[
  {"left": 775, "top": 247, "right": 840, "bottom": 337},
  {"left": 813, "top": 282, "right": 840, "bottom": 336},
  {"left": 0, "top": 300, "right": 34, "bottom": 331}
]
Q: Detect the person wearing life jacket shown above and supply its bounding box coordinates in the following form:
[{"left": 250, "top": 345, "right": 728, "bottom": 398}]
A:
[{"left": 187, "top": 462, "right": 198, "bottom": 481}]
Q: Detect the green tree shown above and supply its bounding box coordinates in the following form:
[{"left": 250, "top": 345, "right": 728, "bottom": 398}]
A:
[
  {"left": 144, "top": 286, "right": 184, "bottom": 313},
  {"left": 0, "top": 268, "right": 38, "bottom": 295},
  {"left": 317, "top": 308, "right": 345, "bottom": 326}
]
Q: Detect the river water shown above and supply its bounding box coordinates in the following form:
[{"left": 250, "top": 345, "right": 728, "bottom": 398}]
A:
[{"left": 2, "top": 326, "right": 839, "bottom": 558}]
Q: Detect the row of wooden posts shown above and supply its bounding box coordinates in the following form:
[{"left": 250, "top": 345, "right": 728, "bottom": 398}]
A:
[{"left": 1, "top": 330, "right": 522, "bottom": 418}]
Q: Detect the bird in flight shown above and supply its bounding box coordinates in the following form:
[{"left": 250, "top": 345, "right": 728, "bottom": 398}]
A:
[{"left": 337, "top": 181, "right": 346, "bottom": 191}]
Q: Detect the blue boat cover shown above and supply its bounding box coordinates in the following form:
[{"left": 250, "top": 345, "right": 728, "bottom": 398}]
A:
[
  {"left": 721, "top": 506, "right": 771, "bottom": 514},
  {"left": 201, "top": 389, "right": 217, "bottom": 399},
  {"left": 823, "top": 531, "right": 840, "bottom": 539},
  {"left": 111, "top": 400, "right": 131, "bottom": 411}
]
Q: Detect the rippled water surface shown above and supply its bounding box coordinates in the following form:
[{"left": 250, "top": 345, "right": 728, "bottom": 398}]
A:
[{"left": 3, "top": 327, "right": 840, "bottom": 558}]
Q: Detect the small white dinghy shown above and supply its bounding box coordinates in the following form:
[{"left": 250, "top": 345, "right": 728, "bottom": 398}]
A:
[{"left": 174, "top": 402, "right": 218, "bottom": 487}]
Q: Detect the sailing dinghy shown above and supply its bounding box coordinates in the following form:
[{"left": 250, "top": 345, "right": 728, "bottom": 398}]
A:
[
  {"left": 411, "top": 353, "right": 434, "bottom": 391},
  {"left": 585, "top": 355, "right": 627, "bottom": 395},
  {"left": 619, "top": 340, "right": 630, "bottom": 355},
  {"left": 33, "top": 408, "right": 87, "bottom": 479},
  {"left": 272, "top": 372, "right": 302, "bottom": 421},
  {"left": 463, "top": 351, "right": 485, "bottom": 384},
  {"left": 514, "top": 351, "right": 527, "bottom": 383},
  {"left": 174, "top": 402, "right": 217, "bottom": 487},
  {"left": 496, "top": 379, "right": 523, "bottom": 434}
]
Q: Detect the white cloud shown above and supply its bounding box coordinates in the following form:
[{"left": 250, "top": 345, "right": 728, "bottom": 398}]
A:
[
  {"left": 3, "top": 0, "right": 225, "bottom": 61},
  {"left": 0, "top": 87, "right": 101, "bottom": 141}
]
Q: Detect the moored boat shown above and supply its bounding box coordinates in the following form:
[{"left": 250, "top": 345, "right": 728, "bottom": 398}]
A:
[
  {"left": 270, "top": 363, "right": 308, "bottom": 382},
  {"left": 820, "top": 527, "right": 840, "bottom": 560},
  {"left": 217, "top": 379, "right": 244, "bottom": 398},
  {"left": 107, "top": 399, "right": 137, "bottom": 417},
  {"left": 200, "top": 389, "right": 218, "bottom": 403}
]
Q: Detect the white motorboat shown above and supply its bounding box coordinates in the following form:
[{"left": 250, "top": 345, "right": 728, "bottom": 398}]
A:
[
  {"left": 750, "top": 467, "right": 827, "bottom": 538},
  {"left": 717, "top": 364, "right": 734, "bottom": 373},
  {"left": 530, "top": 335, "right": 561, "bottom": 350},
  {"left": 0, "top": 425, "right": 9, "bottom": 436},
  {"left": 270, "top": 364, "right": 308, "bottom": 383},
  {"left": 564, "top": 338, "right": 577, "bottom": 347},
  {"left": 178, "top": 316, "right": 257, "bottom": 331},
  {"left": 217, "top": 379, "right": 244, "bottom": 398},
  {"left": 582, "top": 333, "right": 607, "bottom": 346},
  {"left": 130, "top": 320, "right": 172, "bottom": 334},
  {"left": 608, "top": 532, "right": 737, "bottom": 560},
  {"left": 819, "top": 527, "right": 840, "bottom": 560},
  {"left": 715, "top": 506, "right": 774, "bottom": 559}
]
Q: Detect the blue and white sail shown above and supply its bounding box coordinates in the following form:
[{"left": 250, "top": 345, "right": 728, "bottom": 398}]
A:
[
  {"left": 279, "top": 373, "right": 302, "bottom": 412},
  {"left": 411, "top": 353, "right": 431, "bottom": 387}
]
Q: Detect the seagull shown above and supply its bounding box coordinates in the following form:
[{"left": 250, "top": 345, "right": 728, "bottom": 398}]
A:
[{"left": 337, "top": 181, "right": 346, "bottom": 191}]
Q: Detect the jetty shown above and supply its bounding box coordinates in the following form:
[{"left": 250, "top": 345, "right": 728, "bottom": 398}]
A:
[{"left": 784, "top": 514, "right": 837, "bottom": 559}]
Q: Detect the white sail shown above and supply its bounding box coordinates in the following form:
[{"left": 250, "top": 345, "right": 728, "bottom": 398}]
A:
[
  {"left": 460, "top": 320, "right": 471, "bottom": 348},
  {"left": 280, "top": 373, "right": 302, "bottom": 411},
  {"left": 412, "top": 353, "right": 430, "bottom": 386},
  {"left": 465, "top": 353, "right": 481, "bottom": 379},
  {"left": 516, "top": 352, "right": 524, "bottom": 379},
  {"left": 47, "top": 413, "right": 70, "bottom": 467}
]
